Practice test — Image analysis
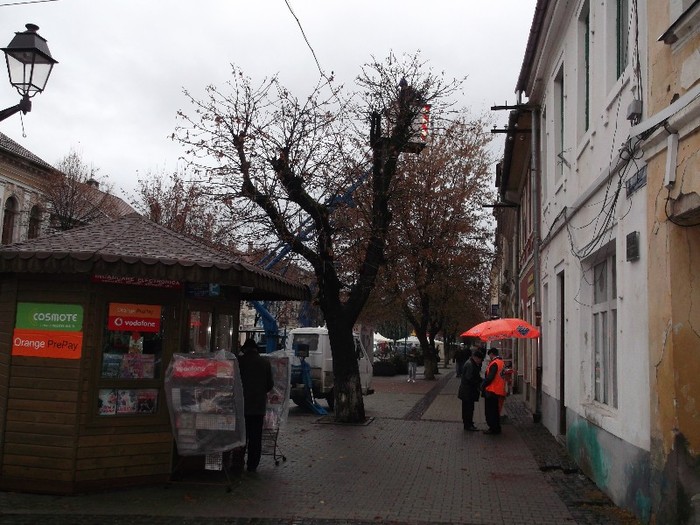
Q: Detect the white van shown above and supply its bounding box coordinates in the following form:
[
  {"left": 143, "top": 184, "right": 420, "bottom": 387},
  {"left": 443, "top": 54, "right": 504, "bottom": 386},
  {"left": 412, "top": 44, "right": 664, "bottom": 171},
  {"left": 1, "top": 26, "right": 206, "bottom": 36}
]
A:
[{"left": 286, "top": 326, "right": 374, "bottom": 410}]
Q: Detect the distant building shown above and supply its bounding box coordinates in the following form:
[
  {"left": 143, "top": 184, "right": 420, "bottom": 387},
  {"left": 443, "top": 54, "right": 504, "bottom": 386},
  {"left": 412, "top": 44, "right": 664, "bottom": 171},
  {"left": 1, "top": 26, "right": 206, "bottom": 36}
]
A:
[{"left": 0, "top": 132, "right": 134, "bottom": 243}]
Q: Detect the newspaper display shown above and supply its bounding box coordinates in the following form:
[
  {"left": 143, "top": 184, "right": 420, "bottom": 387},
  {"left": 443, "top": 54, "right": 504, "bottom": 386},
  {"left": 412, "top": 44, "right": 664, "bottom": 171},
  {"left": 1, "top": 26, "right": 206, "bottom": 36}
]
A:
[
  {"left": 164, "top": 350, "right": 245, "bottom": 456},
  {"left": 262, "top": 351, "right": 291, "bottom": 430}
]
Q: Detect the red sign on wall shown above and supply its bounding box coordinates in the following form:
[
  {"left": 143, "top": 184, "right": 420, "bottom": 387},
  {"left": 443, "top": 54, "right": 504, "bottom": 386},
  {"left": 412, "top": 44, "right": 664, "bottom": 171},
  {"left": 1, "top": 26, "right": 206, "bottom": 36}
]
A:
[
  {"left": 107, "top": 303, "right": 161, "bottom": 333},
  {"left": 12, "top": 329, "right": 83, "bottom": 359}
]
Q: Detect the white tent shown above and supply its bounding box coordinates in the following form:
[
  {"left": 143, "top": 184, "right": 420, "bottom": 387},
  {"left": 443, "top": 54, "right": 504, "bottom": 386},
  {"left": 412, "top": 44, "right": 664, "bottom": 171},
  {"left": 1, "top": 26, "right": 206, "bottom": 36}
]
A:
[
  {"left": 373, "top": 332, "right": 393, "bottom": 343},
  {"left": 394, "top": 336, "right": 421, "bottom": 347},
  {"left": 394, "top": 337, "right": 445, "bottom": 361}
]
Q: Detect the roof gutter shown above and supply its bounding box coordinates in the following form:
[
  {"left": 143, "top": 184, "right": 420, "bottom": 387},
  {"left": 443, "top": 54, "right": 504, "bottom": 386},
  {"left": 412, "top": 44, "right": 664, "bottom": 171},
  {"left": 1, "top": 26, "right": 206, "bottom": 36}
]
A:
[{"left": 516, "top": 0, "right": 550, "bottom": 95}]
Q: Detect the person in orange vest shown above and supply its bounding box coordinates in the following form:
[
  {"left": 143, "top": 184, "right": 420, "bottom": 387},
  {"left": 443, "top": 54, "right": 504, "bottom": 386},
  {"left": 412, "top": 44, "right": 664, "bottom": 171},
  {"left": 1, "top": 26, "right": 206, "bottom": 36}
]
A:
[{"left": 481, "top": 348, "right": 506, "bottom": 435}]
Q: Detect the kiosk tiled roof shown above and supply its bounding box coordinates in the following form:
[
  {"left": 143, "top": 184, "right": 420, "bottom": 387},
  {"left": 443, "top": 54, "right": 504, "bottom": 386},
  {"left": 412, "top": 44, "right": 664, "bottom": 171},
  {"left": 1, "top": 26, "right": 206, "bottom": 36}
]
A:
[{"left": 0, "top": 213, "right": 309, "bottom": 301}]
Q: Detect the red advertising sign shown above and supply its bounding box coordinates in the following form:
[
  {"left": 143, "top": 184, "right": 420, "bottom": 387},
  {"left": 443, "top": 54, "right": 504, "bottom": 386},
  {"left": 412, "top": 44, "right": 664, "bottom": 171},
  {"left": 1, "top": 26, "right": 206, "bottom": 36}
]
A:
[
  {"left": 12, "top": 329, "right": 83, "bottom": 359},
  {"left": 107, "top": 303, "right": 161, "bottom": 333},
  {"left": 172, "top": 358, "right": 234, "bottom": 379},
  {"left": 92, "top": 274, "right": 181, "bottom": 289}
]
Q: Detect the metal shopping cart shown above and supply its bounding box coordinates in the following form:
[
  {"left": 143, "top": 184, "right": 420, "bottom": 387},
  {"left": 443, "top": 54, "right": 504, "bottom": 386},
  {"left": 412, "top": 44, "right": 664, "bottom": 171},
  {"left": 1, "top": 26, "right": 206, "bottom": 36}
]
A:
[
  {"left": 260, "top": 352, "right": 291, "bottom": 466},
  {"left": 261, "top": 427, "right": 286, "bottom": 465}
]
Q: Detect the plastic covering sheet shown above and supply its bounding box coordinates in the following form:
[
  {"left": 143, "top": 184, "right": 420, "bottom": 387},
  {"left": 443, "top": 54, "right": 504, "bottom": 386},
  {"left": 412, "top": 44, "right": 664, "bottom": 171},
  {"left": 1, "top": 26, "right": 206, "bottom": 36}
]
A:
[
  {"left": 262, "top": 351, "right": 291, "bottom": 430},
  {"left": 164, "top": 350, "right": 246, "bottom": 456}
]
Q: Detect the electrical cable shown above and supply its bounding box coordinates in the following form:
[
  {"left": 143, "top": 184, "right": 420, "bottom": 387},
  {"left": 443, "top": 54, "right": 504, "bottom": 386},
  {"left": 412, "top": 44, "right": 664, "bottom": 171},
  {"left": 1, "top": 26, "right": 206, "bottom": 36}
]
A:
[
  {"left": 282, "top": 0, "right": 329, "bottom": 83},
  {"left": 0, "top": 0, "right": 58, "bottom": 6}
]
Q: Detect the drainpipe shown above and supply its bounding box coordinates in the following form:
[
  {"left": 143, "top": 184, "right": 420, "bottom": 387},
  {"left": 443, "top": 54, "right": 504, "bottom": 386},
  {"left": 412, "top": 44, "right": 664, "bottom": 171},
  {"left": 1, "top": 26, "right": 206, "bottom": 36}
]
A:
[{"left": 531, "top": 106, "right": 543, "bottom": 423}]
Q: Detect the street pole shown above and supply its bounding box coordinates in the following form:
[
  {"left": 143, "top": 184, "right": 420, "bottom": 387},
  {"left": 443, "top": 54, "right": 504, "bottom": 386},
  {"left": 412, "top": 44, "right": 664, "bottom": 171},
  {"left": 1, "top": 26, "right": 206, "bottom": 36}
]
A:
[{"left": 532, "top": 106, "right": 543, "bottom": 423}]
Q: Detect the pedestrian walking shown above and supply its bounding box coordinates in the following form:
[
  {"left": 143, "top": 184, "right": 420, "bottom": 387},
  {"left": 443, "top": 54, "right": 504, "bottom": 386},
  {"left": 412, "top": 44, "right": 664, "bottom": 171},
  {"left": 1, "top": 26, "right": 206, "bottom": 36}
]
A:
[
  {"left": 407, "top": 346, "right": 419, "bottom": 382},
  {"left": 454, "top": 345, "right": 468, "bottom": 377},
  {"left": 481, "top": 347, "right": 506, "bottom": 435},
  {"left": 238, "top": 338, "right": 274, "bottom": 472},
  {"left": 457, "top": 349, "right": 484, "bottom": 430}
]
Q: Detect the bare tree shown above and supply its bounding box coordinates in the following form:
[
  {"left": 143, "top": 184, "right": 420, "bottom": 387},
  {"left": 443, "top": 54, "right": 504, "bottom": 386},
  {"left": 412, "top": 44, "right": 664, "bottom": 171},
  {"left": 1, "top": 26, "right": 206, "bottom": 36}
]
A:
[
  {"left": 376, "top": 116, "right": 495, "bottom": 379},
  {"left": 43, "top": 150, "right": 120, "bottom": 232},
  {"left": 175, "top": 52, "right": 460, "bottom": 422},
  {"left": 131, "top": 169, "right": 235, "bottom": 248}
]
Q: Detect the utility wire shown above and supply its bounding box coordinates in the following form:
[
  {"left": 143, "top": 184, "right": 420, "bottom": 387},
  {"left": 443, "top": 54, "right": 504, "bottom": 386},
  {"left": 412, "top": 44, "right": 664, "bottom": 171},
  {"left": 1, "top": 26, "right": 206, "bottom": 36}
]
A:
[
  {"left": 283, "top": 0, "right": 328, "bottom": 81},
  {"left": 0, "top": 0, "right": 59, "bottom": 7}
]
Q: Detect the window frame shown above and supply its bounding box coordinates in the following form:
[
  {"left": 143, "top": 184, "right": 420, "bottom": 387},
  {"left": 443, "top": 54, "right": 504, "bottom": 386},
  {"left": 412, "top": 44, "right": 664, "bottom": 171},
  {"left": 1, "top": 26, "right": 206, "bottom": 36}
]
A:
[
  {"left": 2, "top": 196, "right": 18, "bottom": 245},
  {"left": 578, "top": 2, "right": 591, "bottom": 137},
  {"left": 553, "top": 65, "right": 566, "bottom": 183},
  {"left": 616, "top": 0, "right": 630, "bottom": 79},
  {"left": 28, "top": 205, "right": 42, "bottom": 239},
  {"left": 185, "top": 297, "right": 238, "bottom": 354},
  {"left": 591, "top": 254, "right": 618, "bottom": 408}
]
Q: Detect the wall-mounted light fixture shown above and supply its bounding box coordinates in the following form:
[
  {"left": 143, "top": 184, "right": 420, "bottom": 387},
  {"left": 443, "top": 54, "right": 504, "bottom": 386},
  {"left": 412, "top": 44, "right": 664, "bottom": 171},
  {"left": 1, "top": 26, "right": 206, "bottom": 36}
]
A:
[{"left": 1, "top": 24, "right": 58, "bottom": 122}]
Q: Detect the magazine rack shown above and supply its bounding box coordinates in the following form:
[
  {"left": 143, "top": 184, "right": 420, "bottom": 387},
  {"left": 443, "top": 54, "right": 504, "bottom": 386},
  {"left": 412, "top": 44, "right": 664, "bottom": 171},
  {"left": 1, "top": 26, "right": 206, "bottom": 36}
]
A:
[{"left": 164, "top": 351, "right": 245, "bottom": 490}]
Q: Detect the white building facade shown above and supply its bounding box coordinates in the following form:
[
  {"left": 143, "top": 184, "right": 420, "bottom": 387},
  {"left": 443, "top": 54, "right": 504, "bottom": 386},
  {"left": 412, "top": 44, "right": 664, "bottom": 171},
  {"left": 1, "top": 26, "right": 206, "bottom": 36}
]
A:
[{"left": 495, "top": 0, "right": 656, "bottom": 521}]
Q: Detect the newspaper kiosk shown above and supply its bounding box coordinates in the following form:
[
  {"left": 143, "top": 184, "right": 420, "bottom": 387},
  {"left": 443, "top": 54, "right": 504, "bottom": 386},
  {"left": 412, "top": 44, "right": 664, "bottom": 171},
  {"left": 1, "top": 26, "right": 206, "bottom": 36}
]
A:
[{"left": 164, "top": 351, "right": 245, "bottom": 488}]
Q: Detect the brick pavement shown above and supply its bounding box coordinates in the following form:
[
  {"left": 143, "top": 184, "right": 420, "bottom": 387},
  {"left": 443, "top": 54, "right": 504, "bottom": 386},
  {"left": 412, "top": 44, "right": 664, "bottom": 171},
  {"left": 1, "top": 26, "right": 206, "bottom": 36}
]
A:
[{"left": 0, "top": 367, "right": 639, "bottom": 525}]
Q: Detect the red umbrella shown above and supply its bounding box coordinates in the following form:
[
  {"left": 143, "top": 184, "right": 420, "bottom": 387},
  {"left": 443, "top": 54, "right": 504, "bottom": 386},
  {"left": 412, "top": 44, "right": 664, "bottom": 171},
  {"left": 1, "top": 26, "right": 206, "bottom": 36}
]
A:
[{"left": 461, "top": 318, "right": 540, "bottom": 341}]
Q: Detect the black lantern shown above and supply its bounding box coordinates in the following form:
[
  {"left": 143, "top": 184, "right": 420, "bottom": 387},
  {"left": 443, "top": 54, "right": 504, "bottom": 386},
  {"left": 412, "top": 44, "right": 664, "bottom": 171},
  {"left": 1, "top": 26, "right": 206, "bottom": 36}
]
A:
[{"left": 0, "top": 24, "right": 58, "bottom": 122}]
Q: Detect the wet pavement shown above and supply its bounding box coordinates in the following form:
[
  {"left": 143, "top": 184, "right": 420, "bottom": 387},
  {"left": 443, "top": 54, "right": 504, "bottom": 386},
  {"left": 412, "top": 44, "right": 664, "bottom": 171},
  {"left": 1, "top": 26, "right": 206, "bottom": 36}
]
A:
[{"left": 0, "top": 367, "right": 640, "bottom": 524}]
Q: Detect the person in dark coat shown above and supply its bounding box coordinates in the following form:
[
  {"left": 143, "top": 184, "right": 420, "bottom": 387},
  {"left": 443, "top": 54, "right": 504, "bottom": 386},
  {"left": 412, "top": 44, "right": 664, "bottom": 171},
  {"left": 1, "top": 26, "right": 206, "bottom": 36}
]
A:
[
  {"left": 453, "top": 346, "right": 465, "bottom": 377},
  {"left": 238, "top": 338, "right": 274, "bottom": 472},
  {"left": 457, "top": 349, "right": 484, "bottom": 430}
]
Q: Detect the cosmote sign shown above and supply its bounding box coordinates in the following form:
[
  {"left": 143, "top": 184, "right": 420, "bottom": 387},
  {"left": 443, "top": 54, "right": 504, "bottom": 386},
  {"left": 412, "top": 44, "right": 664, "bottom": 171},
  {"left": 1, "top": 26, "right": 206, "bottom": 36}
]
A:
[{"left": 12, "top": 302, "right": 84, "bottom": 359}]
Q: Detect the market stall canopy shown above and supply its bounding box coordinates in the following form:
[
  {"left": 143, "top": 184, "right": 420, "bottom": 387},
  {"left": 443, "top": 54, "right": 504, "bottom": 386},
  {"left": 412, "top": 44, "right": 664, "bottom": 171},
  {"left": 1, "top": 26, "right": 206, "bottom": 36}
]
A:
[
  {"left": 373, "top": 332, "right": 392, "bottom": 343},
  {"left": 0, "top": 213, "right": 310, "bottom": 301},
  {"left": 461, "top": 318, "right": 540, "bottom": 341},
  {"left": 395, "top": 336, "right": 421, "bottom": 346}
]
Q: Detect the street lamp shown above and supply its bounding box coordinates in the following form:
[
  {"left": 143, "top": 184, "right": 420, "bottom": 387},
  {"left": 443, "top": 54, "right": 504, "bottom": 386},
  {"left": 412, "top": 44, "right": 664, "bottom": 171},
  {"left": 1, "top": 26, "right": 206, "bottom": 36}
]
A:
[{"left": 0, "top": 23, "right": 58, "bottom": 122}]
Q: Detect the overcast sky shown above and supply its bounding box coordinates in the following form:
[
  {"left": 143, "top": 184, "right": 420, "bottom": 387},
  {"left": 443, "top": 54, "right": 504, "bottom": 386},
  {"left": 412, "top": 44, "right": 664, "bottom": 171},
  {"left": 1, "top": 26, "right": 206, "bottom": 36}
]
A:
[{"left": 1, "top": 0, "right": 535, "bottom": 198}]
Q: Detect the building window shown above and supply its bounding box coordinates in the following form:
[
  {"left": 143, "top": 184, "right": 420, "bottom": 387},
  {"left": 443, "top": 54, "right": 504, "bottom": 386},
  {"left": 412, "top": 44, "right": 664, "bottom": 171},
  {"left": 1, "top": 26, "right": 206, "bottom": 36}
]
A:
[
  {"left": 554, "top": 66, "right": 566, "bottom": 181},
  {"left": 2, "top": 197, "right": 18, "bottom": 245},
  {"left": 578, "top": 2, "right": 591, "bottom": 135},
  {"left": 28, "top": 205, "right": 41, "bottom": 239},
  {"left": 592, "top": 254, "right": 618, "bottom": 407},
  {"left": 540, "top": 107, "right": 548, "bottom": 200},
  {"left": 616, "top": 0, "right": 629, "bottom": 78}
]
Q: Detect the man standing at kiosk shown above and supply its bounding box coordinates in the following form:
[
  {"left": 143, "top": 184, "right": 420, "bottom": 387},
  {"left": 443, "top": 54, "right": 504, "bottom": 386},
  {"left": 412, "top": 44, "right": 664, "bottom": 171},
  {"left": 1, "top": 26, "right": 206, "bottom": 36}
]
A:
[{"left": 238, "top": 339, "right": 274, "bottom": 472}]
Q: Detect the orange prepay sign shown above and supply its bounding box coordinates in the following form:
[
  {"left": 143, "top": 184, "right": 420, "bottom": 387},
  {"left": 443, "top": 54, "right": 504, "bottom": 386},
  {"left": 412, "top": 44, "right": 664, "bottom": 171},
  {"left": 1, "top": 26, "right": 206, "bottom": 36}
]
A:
[
  {"left": 12, "top": 329, "right": 83, "bottom": 359},
  {"left": 107, "top": 303, "right": 161, "bottom": 333}
]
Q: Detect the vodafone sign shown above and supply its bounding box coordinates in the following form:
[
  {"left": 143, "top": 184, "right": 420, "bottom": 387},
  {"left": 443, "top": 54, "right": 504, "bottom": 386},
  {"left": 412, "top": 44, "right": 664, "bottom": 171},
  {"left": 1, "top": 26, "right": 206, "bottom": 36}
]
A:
[{"left": 107, "top": 303, "right": 161, "bottom": 333}]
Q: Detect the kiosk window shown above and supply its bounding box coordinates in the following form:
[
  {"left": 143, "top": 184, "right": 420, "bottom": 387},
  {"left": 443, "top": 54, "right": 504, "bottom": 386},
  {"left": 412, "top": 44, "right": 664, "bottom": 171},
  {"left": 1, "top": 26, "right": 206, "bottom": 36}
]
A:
[
  {"left": 97, "top": 302, "right": 164, "bottom": 416},
  {"left": 188, "top": 310, "right": 212, "bottom": 353},
  {"left": 188, "top": 309, "right": 235, "bottom": 353},
  {"left": 101, "top": 303, "right": 164, "bottom": 379},
  {"left": 214, "top": 313, "right": 235, "bottom": 352}
]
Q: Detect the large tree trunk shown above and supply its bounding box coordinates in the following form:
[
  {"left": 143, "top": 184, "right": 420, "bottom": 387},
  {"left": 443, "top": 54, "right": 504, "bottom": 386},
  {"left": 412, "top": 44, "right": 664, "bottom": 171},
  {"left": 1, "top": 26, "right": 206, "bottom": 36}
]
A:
[
  {"left": 326, "top": 316, "right": 366, "bottom": 423},
  {"left": 423, "top": 355, "right": 438, "bottom": 379}
]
